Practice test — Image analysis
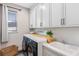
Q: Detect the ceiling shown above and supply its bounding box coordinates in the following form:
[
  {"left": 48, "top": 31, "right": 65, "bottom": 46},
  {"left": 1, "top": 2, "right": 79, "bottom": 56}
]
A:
[{"left": 15, "top": 3, "right": 37, "bottom": 8}]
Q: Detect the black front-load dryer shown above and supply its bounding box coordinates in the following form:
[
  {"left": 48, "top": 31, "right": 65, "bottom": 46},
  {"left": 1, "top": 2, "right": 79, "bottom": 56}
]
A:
[
  {"left": 22, "top": 36, "right": 38, "bottom": 56},
  {"left": 22, "top": 36, "right": 28, "bottom": 55}
]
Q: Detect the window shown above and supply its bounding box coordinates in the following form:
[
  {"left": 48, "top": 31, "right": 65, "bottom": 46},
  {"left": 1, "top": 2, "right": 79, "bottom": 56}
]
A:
[{"left": 8, "top": 10, "right": 17, "bottom": 32}]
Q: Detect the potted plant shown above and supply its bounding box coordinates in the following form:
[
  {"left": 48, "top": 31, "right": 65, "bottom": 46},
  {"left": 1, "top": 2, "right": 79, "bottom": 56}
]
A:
[
  {"left": 46, "top": 30, "right": 53, "bottom": 37},
  {"left": 46, "top": 31, "right": 54, "bottom": 43}
]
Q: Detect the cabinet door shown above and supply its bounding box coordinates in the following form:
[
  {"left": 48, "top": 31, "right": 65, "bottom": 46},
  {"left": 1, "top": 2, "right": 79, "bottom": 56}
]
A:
[
  {"left": 42, "top": 3, "right": 50, "bottom": 28},
  {"left": 36, "top": 4, "right": 50, "bottom": 28},
  {"left": 30, "top": 7, "right": 36, "bottom": 28},
  {"left": 36, "top": 4, "right": 42, "bottom": 28},
  {"left": 51, "top": 3, "right": 64, "bottom": 27},
  {"left": 66, "top": 3, "right": 79, "bottom": 27}
]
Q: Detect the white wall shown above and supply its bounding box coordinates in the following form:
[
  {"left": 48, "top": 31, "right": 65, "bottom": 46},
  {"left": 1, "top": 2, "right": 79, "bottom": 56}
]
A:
[
  {"left": 1, "top": 4, "right": 29, "bottom": 50},
  {"left": 51, "top": 28, "right": 79, "bottom": 46},
  {"left": 34, "top": 27, "right": 79, "bottom": 46}
]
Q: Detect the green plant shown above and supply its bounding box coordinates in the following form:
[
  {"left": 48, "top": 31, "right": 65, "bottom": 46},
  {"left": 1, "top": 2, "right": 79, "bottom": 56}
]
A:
[{"left": 46, "top": 31, "right": 53, "bottom": 37}]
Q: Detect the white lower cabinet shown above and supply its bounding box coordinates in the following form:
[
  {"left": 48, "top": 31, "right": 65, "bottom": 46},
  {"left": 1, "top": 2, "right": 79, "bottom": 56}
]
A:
[
  {"left": 43, "top": 47, "right": 57, "bottom": 56},
  {"left": 42, "top": 46, "right": 62, "bottom": 56}
]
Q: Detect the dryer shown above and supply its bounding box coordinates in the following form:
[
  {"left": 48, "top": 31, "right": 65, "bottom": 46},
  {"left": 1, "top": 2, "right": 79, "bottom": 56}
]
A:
[
  {"left": 22, "top": 34, "right": 47, "bottom": 56},
  {"left": 22, "top": 36, "right": 38, "bottom": 56}
]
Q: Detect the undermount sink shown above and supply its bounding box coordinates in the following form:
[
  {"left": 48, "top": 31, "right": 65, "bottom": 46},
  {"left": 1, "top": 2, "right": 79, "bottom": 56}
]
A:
[
  {"left": 49, "top": 42, "right": 79, "bottom": 51},
  {"left": 49, "top": 42, "right": 79, "bottom": 53},
  {"left": 43, "top": 41, "right": 79, "bottom": 56}
]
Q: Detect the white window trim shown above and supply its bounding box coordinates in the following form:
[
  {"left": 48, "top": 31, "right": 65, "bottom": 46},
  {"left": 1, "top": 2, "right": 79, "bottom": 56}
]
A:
[{"left": 8, "top": 9, "right": 18, "bottom": 33}]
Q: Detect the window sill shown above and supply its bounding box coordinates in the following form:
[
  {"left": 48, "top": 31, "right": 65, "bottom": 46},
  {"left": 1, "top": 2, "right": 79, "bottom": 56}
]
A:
[{"left": 8, "top": 31, "right": 18, "bottom": 34}]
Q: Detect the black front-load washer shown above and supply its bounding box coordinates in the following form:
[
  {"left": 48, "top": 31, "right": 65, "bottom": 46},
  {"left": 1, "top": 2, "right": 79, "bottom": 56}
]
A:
[
  {"left": 22, "top": 36, "right": 28, "bottom": 55},
  {"left": 22, "top": 36, "right": 38, "bottom": 56}
]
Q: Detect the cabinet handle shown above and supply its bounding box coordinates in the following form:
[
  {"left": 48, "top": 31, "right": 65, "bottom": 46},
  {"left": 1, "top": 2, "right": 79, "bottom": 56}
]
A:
[
  {"left": 40, "top": 22, "right": 42, "bottom": 26},
  {"left": 61, "top": 18, "right": 65, "bottom": 25},
  {"left": 61, "top": 18, "right": 63, "bottom": 25},
  {"left": 31, "top": 25, "right": 33, "bottom": 27},
  {"left": 62, "top": 18, "right": 65, "bottom": 25},
  {"left": 63, "top": 18, "right": 65, "bottom": 25}
]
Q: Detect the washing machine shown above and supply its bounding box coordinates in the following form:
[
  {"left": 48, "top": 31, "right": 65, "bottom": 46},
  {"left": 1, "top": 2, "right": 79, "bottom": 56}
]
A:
[{"left": 22, "top": 36, "right": 38, "bottom": 56}]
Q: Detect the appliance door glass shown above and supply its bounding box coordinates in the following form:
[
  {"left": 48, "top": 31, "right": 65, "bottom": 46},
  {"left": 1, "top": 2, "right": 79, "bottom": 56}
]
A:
[
  {"left": 22, "top": 36, "right": 28, "bottom": 55},
  {"left": 27, "top": 45, "right": 33, "bottom": 56},
  {"left": 27, "top": 44, "right": 38, "bottom": 56}
]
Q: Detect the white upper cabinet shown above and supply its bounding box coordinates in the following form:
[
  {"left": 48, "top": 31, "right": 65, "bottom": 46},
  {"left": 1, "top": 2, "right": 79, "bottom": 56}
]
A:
[
  {"left": 30, "top": 3, "right": 64, "bottom": 28},
  {"left": 30, "top": 3, "right": 79, "bottom": 28},
  {"left": 66, "top": 3, "right": 79, "bottom": 27},
  {"left": 30, "top": 7, "right": 36, "bottom": 28},
  {"left": 30, "top": 4, "right": 50, "bottom": 28},
  {"left": 36, "top": 4, "right": 42, "bottom": 28},
  {"left": 36, "top": 4, "right": 50, "bottom": 28},
  {"left": 42, "top": 3, "right": 50, "bottom": 28},
  {"left": 51, "top": 3, "right": 64, "bottom": 27}
]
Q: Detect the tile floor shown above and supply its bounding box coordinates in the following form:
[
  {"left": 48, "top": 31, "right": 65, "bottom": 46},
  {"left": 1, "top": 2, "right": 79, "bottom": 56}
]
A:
[{"left": 17, "top": 52, "right": 24, "bottom": 56}]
